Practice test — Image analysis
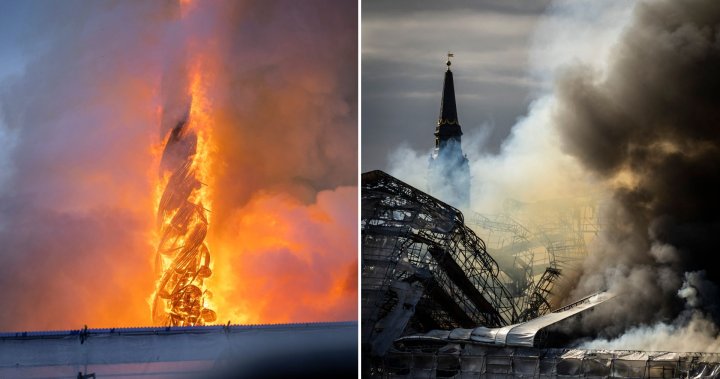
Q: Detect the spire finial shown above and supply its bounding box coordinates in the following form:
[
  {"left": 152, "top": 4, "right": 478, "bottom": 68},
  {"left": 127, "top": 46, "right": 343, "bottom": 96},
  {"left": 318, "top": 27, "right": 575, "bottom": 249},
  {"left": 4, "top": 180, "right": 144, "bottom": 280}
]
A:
[{"left": 446, "top": 52, "right": 454, "bottom": 70}]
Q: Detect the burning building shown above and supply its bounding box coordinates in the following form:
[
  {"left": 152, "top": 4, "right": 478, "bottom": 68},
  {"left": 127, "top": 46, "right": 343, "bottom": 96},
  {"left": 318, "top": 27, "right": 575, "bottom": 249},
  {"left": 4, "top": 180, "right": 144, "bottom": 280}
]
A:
[
  {"left": 152, "top": 90, "right": 216, "bottom": 327},
  {"left": 361, "top": 171, "right": 720, "bottom": 378},
  {"left": 0, "top": 0, "right": 358, "bottom": 377},
  {"left": 363, "top": 0, "right": 720, "bottom": 377},
  {"left": 361, "top": 172, "right": 565, "bottom": 354}
]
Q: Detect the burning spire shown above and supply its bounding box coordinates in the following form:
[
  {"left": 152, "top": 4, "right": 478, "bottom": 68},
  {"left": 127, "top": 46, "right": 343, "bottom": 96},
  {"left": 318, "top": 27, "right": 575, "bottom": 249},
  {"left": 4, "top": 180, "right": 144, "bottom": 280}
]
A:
[{"left": 151, "top": 65, "right": 217, "bottom": 327}]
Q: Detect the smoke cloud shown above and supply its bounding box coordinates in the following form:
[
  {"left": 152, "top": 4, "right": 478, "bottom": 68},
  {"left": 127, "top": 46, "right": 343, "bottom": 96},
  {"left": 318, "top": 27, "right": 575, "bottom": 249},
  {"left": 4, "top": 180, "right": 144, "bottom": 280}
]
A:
[
  {"left": 578, "top": 272, "right": 720, "bottom": 352},
  {"left": 555, "top": 0, "right": 720, "bottom": 341},
  {"left": 378, "top": 0, "right": 720, "bottom": 348},
  {"left": 0, "top": 0, "right": 356, "bottom": 331},
  {"left": 384, "top": 0, "right": 632, "bottom": 214}
]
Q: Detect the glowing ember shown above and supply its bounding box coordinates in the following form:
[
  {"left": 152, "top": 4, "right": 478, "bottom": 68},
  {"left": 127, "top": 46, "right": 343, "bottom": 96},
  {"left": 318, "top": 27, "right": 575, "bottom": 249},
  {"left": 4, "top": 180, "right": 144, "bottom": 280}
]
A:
[{"left": 151, "top": 67, "right": 216, "bottom": 327}]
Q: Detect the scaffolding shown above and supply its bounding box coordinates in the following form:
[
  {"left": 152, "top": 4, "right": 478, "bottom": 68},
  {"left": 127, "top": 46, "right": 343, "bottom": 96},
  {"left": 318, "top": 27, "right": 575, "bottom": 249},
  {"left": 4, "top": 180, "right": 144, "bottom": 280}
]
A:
[
  {"left": 375, "top": 345, "right": 720, "bottom": 379},
  {"left": 466, "top": 196, "right": 603, "bottom": 319},
  {"left": 362, "top": 171, "right": 559, "bottom": 357}
]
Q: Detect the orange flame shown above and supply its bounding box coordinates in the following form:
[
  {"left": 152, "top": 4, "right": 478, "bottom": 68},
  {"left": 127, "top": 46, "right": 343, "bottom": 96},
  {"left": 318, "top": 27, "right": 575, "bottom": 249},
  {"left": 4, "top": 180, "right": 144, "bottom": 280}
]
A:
[{"left": 150, "top": 60, "right": 217, "bottom": 326}]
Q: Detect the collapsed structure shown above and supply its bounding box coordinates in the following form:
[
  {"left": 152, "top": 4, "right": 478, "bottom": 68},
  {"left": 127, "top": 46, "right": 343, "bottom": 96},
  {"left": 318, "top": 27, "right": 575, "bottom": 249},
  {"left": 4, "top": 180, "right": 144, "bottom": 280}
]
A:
[
  {"left": 361, "top": 171, "right": 563, "bottom": 357},
  {"left": 361, "top": 170, "right": 720, "bottom": 378},
  {"left": 466, "top": 196, "right": 601, "bottom": 308}
]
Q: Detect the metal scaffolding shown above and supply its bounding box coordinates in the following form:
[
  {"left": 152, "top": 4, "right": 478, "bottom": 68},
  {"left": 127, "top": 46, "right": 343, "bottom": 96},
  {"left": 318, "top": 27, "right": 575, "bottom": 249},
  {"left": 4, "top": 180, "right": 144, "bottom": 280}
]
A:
[
  {"left": 375, "top": 345, "right": 720, "bottom": 379},
  {"left": 362, "top": 171, "right": 560, "bottom": 357},
  {"left": 467, "top": 196, "right": 602, "bottom": 318},
  {"left": 370, "top": 292, "right": 719, "bottom": 379}
]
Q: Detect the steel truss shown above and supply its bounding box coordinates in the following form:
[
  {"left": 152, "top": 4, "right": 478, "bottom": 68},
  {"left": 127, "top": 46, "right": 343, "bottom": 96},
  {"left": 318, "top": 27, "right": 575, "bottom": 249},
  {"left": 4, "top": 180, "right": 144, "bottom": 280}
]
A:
[{"left": 362, "top": 171, "right": 555, "bottom": 357}]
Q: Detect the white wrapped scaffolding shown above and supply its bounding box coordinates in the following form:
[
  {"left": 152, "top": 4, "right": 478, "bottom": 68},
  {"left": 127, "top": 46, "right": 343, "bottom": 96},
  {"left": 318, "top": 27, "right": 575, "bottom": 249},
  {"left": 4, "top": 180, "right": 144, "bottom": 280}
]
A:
[
  {"left": 397, "top": 292, "right": 614, "bottom": 348},
  {"left": 377, "top": 346, "right": 720, "bottom": 379},
  {"left": 371, "top": 293, "right": 720, "bottom": 378}
]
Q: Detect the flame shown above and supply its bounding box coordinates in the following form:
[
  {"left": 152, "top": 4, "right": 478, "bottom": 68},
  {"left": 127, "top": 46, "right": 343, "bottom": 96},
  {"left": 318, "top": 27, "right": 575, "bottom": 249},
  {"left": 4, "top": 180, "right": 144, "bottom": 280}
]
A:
[
  {"left": 150, "top": 61, "right": 217, "bottom": 326},
  {"left": 187, "top": 65, "right": 214, "bottom": 216},
  {"left": 206, "top": 188, "right": 358, "bottom": 325},
  {"left": 149, "top": 0, "right": 219, "bottom": 326},
  {"left": 0, "top": 0, "right": 358, "bottom": 333}
]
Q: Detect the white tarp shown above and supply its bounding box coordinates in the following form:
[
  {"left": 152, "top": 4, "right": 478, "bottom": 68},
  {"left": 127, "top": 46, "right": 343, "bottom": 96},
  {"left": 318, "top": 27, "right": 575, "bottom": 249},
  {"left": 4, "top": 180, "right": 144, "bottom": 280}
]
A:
[
  {"left": 503, "top": 292, "right": 614, "bottom": 346},
  {"left": 382, "top": 345, "right": 720, "bottom": 379},
  {"left": 400, "top": 291, "right": 614, "bottom": 347}
]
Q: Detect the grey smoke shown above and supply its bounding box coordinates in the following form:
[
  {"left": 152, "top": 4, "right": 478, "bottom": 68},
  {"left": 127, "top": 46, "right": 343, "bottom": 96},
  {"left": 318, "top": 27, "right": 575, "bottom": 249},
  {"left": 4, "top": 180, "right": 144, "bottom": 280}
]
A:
[{"left": 555, "top": 0, "right": 720, "bottom": 339}]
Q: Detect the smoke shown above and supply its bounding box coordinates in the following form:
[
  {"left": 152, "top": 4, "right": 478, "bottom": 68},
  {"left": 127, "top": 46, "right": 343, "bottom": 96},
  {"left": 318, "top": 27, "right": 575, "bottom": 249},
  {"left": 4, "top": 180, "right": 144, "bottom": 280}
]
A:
[
  {"left": 193, "top": 0, "right": 358, "bottom": 324},
  {"left": 379, "top": 0, "right": 720, "bottom": 348},
  {"left": 0, "top": 0, "right": 356, "bottom": 331},
  {"left": 0, "top": 1, "right": 169, "bottom": 331},
  {"left": 580, "top": 312, "right": 720, "bottom": 352},
  {"left": 579, "top": 272, "right": 720, "bottom": 352},
  {"left": 387, "top": 98, "right": 597, "bottom": 214},
  {"left": 209, "top": 187, "right": 358, "bottom": 324},
  {"left": 386, "top": 1, "right": 631, "bottom": 214},
  {"left": 554, "top": 0, "right": 720, "bottom": 342}
]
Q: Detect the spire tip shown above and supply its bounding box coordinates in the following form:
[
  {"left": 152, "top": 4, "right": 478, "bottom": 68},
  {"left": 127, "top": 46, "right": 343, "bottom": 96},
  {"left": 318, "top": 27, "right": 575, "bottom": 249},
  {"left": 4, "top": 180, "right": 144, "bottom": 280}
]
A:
[{"left": 446, "top": 52, "right": 454, "bottom": 70}]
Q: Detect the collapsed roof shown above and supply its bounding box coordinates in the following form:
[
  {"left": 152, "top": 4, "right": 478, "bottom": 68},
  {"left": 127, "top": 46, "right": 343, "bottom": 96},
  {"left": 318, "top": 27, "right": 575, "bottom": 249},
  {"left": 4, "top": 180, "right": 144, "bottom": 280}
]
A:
[{"left": 361, "top": 170, "right": 563, "bottom": 356}]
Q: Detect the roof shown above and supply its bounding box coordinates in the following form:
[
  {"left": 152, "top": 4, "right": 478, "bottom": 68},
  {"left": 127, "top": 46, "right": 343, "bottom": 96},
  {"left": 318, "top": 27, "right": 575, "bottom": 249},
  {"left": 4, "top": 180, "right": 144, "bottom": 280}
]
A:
[
  {"left": 0, "top": 321, "right": 357, "bottom": 378},
  {"left": 397, "top": 292, "right": 614, "bottom": 347}
]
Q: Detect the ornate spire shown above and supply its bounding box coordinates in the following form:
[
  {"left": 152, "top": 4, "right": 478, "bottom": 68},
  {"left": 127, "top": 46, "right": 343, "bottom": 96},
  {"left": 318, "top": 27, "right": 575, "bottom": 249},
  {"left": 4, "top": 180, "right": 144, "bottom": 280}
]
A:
[
  {"left": 429, "top": 53, "right": 471, "bottom": 208},
  {"left": 436, "top": 53, "right": 462, "bottom": 143}
]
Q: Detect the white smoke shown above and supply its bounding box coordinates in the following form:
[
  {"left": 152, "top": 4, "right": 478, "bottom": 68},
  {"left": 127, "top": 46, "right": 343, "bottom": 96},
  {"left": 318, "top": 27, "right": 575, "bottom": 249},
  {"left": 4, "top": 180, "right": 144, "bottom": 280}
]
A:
[
  {"left": 387, "top": 0, "right": 633, "bottom": 214},
  {"left": 382, "top": 0, "right": 720, "bottom": 351},
  {"left": 581, "top": 272, "right": 720, "bottom": 352},
  {"left": 581, "top": 313, "right": 720, "bottom": 352}
]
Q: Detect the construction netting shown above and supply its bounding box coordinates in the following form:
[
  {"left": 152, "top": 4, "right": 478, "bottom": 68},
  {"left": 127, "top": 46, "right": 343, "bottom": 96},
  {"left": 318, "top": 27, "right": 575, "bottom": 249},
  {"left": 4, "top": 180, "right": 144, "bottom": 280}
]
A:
[
  {"left": 371, "top": 345, "right": 720, "bottom": 379},
  {"left": 362, "top": 171, "right": 557, "bottom": 357}
]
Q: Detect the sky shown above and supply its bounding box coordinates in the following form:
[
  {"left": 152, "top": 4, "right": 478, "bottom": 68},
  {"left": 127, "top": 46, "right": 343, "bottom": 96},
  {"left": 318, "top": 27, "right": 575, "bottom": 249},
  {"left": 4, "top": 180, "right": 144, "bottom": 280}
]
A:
[
  {"left": 362, "top": 0, "right": 551, "bottom": 171},
  {"left": 0, "top": 0, "right": 357, "bottom": 331}
]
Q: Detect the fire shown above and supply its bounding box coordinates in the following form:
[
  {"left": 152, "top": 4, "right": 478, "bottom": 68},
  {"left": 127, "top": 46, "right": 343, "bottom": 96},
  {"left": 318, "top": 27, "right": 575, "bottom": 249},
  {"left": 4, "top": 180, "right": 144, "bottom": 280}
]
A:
[
  {"left": 150, "top": 63, "right": 217, "bottom": 326},
  {"left": 206, "top": 188, "right": 358, "bottom": 324}
]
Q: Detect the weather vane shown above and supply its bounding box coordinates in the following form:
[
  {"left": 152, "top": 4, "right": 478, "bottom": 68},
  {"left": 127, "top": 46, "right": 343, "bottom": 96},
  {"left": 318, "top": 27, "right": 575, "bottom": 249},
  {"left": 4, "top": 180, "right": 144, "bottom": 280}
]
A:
[{"left": 446, "top": 51, "right": 454, "bottom": 68}]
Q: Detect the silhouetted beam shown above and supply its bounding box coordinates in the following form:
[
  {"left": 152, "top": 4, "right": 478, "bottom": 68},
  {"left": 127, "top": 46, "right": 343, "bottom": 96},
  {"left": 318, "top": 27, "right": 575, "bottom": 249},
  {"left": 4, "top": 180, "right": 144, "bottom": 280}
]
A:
[
  {"left": 423, "top": 276, "right": 475, "bottom": 328},
  {"left": 428, "top": 246, "right": 502, "bottom": 325},
  {"left": 362, "top": 224, "right": 409, "bottom": 238}
]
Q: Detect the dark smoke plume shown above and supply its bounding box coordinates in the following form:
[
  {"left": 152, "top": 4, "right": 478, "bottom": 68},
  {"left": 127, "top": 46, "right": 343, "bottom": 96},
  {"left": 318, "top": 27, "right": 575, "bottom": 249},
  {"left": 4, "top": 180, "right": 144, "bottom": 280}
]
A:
[{"left": 556, "top": 0, "right": 720, "bottom": 336}]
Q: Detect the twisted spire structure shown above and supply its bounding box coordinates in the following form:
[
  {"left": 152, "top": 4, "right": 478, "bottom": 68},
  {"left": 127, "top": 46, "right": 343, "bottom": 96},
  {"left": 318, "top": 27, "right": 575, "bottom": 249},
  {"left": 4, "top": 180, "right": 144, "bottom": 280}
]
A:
[{"left": 152, "top": 107, "right": 216, "bottom": 326}]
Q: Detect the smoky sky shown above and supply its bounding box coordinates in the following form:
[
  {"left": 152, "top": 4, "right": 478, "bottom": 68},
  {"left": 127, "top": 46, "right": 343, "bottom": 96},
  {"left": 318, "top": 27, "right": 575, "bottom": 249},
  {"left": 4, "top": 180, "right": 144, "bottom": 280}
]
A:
[
  {"left": 362, "top": 0, "right": 550, "bottom": 171},
  {"left": 0, "top": 0, "right": 357, "bottom": 330},
  {"left": 0, "top": 0, "right": 172, "bottom": 331},
  {"left": 556, "top": 0, "right": 720, "bottom": 332}
]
